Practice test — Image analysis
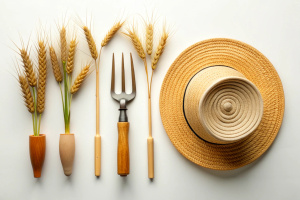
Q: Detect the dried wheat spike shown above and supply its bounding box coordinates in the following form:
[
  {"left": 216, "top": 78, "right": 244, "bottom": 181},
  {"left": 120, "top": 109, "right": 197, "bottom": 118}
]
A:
[
  {"left": 37, "top": 40, "right": 47, "bottom": 113},
  {"left": 124, "top": 27, "right": 145, "bottom": 60},
  {"left": 151, "top": 30, "right": 169, "bottom": 70},
  {"left": 19, "top": 74, "right": 34, "bottom": 113},
  {"left": 83, "top": 26, "right": 98, "bottom": 60},
  {"left": 49, "top": 46, "right": 62, "bottom": 82},
  {"left": 146, "top": 23, "right": 153, "bottom": 55},
  {"left": 20, "top": 48, "right": 37, "bottom": 87},
  {"left": 71, "top": 64, "right": 90, "bottom": 94},
  {"left": 66, "top": 38, "right": 77, "bottom": 74},
  {"left": 101, "top": 21, "right": 124, "bottom": 47},
  {"left": 60, "top": 26, "right": 67, "bottom": 63}
]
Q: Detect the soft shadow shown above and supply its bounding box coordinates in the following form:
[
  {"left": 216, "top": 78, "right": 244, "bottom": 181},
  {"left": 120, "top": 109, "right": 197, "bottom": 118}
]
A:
[
  {"left": 118, "top": 175, "right": 129, "bottom": 192},
  {"left": 175, "top": 140, "right": 276, "bottom": 178},
  {"left": 34, "top": 177, "right": 43, "bottom": 183},
  {"left": 64, "top": 173, "right": 73, "bottom": 184},
  {"left": 120, "top": 175, "right": 128, "bottom": 183}
]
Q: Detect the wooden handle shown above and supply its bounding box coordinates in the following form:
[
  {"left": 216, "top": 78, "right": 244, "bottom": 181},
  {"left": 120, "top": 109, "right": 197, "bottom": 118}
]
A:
[
  {"left": 95, "top": 135, "right": 101, "bottom": 176},
  {"left": 117, "top": 122, "right": 130, "bottom": 176},
  {"left": 148, "top": 137, "right": 154, "bottom": 178}
]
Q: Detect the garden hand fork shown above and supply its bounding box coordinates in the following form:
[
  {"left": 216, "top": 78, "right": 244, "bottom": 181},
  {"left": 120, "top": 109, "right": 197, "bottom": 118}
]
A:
[{"left": 111, "top": 53, "right": 136, "bottom": 176}]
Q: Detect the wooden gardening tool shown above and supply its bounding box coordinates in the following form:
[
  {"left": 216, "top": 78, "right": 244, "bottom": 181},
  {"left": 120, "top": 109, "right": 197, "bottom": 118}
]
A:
[{"left": 111, "top": 53, "right": 136, "bottom": 176}]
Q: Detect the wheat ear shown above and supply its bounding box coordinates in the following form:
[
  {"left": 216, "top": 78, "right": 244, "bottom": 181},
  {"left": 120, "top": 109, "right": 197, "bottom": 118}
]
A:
[
  {"left": 124, "top": 27, "right": 145, "bottom": 60},
  {"left": 66, "top": 38, "right": 77, "bottom": 74},
  {"left": 83, "top": 26, "right": 98, "bottom": 60},
  {"left": 71, "top": 64, "right": 90, "bottom": 94},
  {"left": 19, "top": 74, "right": 34, "bottom": 113},
  {"left": 146, "top": 23, "right": 153, "bottom": 55},
  {"left": 20, "top": 49, "right": 37, "bottom": 87},
  {"left": 49, "top": 46, "right": 62, "bottom": 82},
  {"left": 101, "top": 21, "right": 124, "bottom": 47},
  {"left": 37, "top": 40, "right": 47, "bottom": 113},
  {"left": 60, "top": 26, "right": 67, "bottom": 63},
  {"left": 151, "top": 30, "right": 169, "bottom": 70}
]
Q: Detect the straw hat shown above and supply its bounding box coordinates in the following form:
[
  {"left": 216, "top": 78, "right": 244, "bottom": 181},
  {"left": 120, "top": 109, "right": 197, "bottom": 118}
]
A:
[{"left": 159, "top": 38, "right": 284, "bottom": 170}]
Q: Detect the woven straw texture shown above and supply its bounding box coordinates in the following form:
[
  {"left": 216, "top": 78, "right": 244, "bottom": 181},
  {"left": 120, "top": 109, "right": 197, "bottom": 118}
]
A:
[
  {"left": 184, "top": 66, "right": 263, "bottom": 144},
  {"left": 159, "top": 38, "right": 285, "bottom": 170}
]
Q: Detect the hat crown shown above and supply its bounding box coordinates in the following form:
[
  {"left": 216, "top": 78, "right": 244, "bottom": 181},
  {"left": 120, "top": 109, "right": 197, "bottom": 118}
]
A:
[{"left": 184, "top": 66, "right": 263, "bottom": 144}]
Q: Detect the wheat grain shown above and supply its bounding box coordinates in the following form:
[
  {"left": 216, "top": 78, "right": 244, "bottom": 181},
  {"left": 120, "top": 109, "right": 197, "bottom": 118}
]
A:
[
  {"left": 60, "top": 26, "right": 67, "bottom": 63},
  {"left": 37, "top": 40, "right": 47, "bottom": 113},
  {"left": 71, "top": 64, "right": 90, "bottom": 94},
  {"left": 19, "top": 74, "right": 34, "bottom": 113},
  {"left": 146, "top": 23, "right": 153, "bottom": 55},
  {"left": 83, "top": 26, "right": 98, "bottom": 60},
  {"left": 49, "top": 46, "right": 63, "bottom": 82},
  {"left": 151, "top": 30, "right": 169, "bottom": 70},
  {"left": 20, "top": 48, "right": 37, "bottom": 87},
  {"left": 124, "top": 27, "right": 145, "bottom": 60},
  {"left": 66, "top": 38, "right": 77, "bottom": 74},
  {"left": 101, "top": 21, "right": 124, "bottom": 47}
]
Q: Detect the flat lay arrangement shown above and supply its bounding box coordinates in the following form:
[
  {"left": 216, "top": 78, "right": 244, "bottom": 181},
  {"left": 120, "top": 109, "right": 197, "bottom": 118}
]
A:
[
  {"left": 3, "top": 1, "right": 299, "bottom": 199},
  {"left": 12, "top": 15, "right": 284, "bottom": 180}
]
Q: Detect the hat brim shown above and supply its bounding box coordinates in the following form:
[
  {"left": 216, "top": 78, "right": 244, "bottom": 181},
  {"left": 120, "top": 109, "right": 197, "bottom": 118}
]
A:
[{"left": 159, "top": 38, "right": 285, "bottom": 170}]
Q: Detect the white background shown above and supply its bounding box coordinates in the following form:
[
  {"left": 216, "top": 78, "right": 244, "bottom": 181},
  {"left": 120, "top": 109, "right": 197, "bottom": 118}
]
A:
[{"left": 0, "top": 0, "right": 299, "bottom": 199}]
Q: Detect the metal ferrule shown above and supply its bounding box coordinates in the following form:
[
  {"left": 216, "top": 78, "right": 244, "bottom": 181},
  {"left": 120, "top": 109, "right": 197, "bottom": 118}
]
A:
[{"left": 119, "top": 99, "right": 128, "bottom": 122}]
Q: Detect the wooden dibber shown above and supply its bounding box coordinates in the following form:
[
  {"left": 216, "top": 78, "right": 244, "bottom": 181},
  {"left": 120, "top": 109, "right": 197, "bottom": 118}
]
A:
[
  {"left": 59, "top": 134, "right": 75, "bottom": 176},
  {"left": 147, "top": 136, "right": 154, "bottom": 178},
  {"left": 29, "top": 134, "right": 46, "bottom": 178},
  {"left": 94, "top": 135, "right": 101, "bottom": 176},
  {"left": 117, "top": 122, "right": 130, "bottom": 176}
]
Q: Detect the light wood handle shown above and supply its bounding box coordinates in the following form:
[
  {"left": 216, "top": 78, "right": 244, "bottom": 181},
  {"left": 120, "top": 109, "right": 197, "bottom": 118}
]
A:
[
  {"left": 148, "top": 137, "right": 154, "bottom": 178},
  {"left": 95, "top": 135, "right": 101, "bottom": 176},
  {"left": 117, "top": 122, "right": 130, "bottom": 176}
]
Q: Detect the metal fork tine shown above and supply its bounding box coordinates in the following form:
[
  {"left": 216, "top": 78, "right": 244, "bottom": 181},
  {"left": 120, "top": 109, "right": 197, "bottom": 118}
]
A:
[
  {"left": 111, "top": 53, "right": 115, "bottom": 93},
  {"left": 121, "top": 53, "right": 125, "bottom": 92},
  {"left": 111, "top": 53, "right": 136, "bottom": 102},
  {"left": 130, "top": 53, "right": 136, "bottom": 94}
]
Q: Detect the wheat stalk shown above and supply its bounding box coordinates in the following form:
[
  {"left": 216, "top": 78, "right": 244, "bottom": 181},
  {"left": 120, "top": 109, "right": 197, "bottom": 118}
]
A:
[
  {"left": 20, "top": 49, "right": 37, "bottom": 87},
  {"left": 146, "top": 23, "right": 153, "bottom": 55},
  {"left": 101, "top": 21, "right": 124, "bottom": 47},
  {"left": 60, "top": 26, "right": 67, "bottom": 63},
  {"left": 70, "top": 64, "right": 90, "bottom": 94},
  {"left": 124, "top": 27, "right": 146, "bottom": 60},
  {"left": 125, "top": 20, "right": 170, "bottom": 179},
  {"left": 66, "top": 38, "right": 77, "bottom": 74},
  {"left": 37, "top": 40, "right": 47, "bottom": 113},
  {"left": 19, "top": 74, "right": 34, "bottom": 113},
  {"left": 49, "top": 46, "right": 62, "bottom": 82},
  {"left": 151, "top": 30, "right": 169, "bottom": 70},
  {"left": 83, "top": 26, "right": 98, "bottom": 60}
]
